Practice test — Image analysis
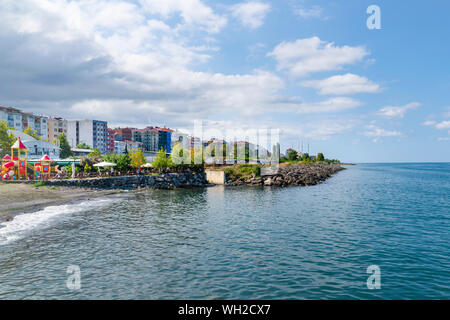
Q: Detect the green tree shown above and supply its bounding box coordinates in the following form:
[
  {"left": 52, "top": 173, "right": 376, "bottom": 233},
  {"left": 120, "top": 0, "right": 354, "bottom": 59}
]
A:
[
  {"left": 0, "top": 121, "right": 15, "bottom": 158},
  {"left": 77, "top": 142, "right": 92, "bottom": 149},
  {"left": 301, "top": 153, "right": 310, "bottom": 161},
  {"left": 88, "top": 148, "right": 102, "bottom": 158},
  {"left": 129, "top": 148, "right": 146, "bottom": 168},
  {"left": 104, "top": 153, "right": 131, "bottom": 171},
  {"left": 23, "top": 126, "right": 40, "bottom": 140},
  {"left": 287, "top": 149, "right": 298, "bottom": 161},
  {"left": 153, "top": 148, "right": 170, "bottom": 172},
  {"left": 58, "top": 133, "right": 73, "bottom": 159},
  {"left": 317, "top": 152, "right": 325, "bottom": 162}
]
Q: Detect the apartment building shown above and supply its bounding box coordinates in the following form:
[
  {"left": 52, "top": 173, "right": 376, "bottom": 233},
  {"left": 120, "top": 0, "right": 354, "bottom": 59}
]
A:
[
  {"left": 0, "top": 106, "right": 49, "bottom": 140},
  {"left": 67, "top": 120, "right": 108, "bottom": 154},
  {"left": 114, "top": 140, "right": 144, "bottom": 155},
  {"left": 48, "top": 117, "right": 68, "bottom": 142},
  {"left": 106, "top": 128, "right": 114, "bottom": 153},
  {"left": 132, "top": 127, "right": 173, "bottom": 153},
  {"left": 113, "top": 127, "right": 135, "bottom": 142}
]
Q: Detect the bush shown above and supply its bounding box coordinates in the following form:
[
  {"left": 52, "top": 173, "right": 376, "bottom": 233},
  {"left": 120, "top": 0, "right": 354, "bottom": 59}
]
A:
[
  {"left": 32, "top": 181, "right": 46, "bottom": 187},
  {"left": 224, "top": 164, "right": 261, "bottom": 179},
  {"left": 224, "top": 167, "right": 234, "bottom": 176}
]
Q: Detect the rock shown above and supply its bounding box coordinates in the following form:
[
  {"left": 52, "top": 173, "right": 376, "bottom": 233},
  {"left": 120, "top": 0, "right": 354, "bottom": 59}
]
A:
[
  {"left": 226, "top": 164, "right": 345, "bottom": 188},
  {"left": 2, "top": 216, "right": 13, "bottom": 222}
]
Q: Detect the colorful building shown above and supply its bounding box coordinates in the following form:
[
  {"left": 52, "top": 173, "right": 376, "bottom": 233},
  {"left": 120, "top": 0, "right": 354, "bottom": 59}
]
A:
[
  {"left": 132, "top": 127, "right": 173, "bottom": 153},
  {"left": 106, "top": 128, "right": 114, "bottom": 153},
  {"left": 113, "top": 127, "right": 135, "bottom": 142},
  {"left": 48, "top": 117, "right": 68, "bottom": 142}
]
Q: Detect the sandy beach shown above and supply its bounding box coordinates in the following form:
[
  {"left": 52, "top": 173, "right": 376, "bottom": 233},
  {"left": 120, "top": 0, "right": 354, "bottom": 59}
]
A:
[{"left": 0, "top": 183, "right": 120, "bottom": 218}]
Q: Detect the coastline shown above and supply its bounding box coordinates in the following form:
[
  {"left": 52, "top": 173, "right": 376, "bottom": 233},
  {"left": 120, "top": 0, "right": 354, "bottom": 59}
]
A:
[
  {"left": 0, "top": 183, "right": 122, "bottom": 219},
  {"left": 0, "top": 165, "right": 345, "bottom": 219}
]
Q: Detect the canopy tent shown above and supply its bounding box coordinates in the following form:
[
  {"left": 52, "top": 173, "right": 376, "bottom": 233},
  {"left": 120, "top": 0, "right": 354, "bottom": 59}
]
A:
[
  {"left": 93, "top": 162, "right": 117, "bottom": 167},
  {"left": 93, "top": 161, "right": 117, "bottom": 173},
  {"left": 140, "top": 163, "right": 153, "bottom": 168}
]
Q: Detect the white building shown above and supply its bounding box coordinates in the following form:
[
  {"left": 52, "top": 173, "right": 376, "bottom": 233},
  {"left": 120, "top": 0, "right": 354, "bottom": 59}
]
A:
[
  {"left": 114, "top": 140, "right": 144, "bottom": 155},
  {"left": 9, "top": 130, "right": 60, "bottom": 159},
  {"left": 0, "top": 106, "right": 49, "bottom": 140},
  {"left": 67, "top": 119, "right": 108, "bottom": 154}
]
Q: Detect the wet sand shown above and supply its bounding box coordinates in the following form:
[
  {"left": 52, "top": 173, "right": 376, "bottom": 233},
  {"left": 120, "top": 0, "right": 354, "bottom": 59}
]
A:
[{"left": 0, "top": 183, "right": 120, "bottom": 218}]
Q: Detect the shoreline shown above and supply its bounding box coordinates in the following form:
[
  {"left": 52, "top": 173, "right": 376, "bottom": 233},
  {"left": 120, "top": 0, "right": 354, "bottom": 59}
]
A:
[
  {"left": 0, "top": 164, "right": 345, "bottom": 220},
  {"left": 0, "top": 183, "right": 122, "bottom": 219}
]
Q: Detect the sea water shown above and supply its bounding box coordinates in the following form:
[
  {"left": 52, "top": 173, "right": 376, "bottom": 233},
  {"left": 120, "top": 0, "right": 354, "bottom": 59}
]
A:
[{"left": 0, "top": 163, "right": 448, "bottom": 299}]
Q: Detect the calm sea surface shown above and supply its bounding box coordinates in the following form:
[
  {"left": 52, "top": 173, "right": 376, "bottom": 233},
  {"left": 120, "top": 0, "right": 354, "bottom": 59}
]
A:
[{"left": 0, "top": 163, "right": 449, "bottom": 299}]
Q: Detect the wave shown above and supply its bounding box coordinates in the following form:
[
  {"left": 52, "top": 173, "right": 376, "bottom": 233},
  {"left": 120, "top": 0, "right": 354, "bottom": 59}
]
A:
[{"left": 0, "top": 198, "right": 117, "bottom": 245}]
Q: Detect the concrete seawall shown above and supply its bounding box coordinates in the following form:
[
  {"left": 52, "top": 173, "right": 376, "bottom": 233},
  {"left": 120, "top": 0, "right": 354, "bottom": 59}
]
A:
[
  {"left": 205, "top": 170, "right": 225, "bottom": 185},
  {"left": 39, "top": 173, "right": 208, "bottom": 190}
]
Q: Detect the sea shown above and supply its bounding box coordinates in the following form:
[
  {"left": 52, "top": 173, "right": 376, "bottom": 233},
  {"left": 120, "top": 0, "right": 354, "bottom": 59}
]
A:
[{"left": 0, "top": 163, "right": 449, "bottom": 299}]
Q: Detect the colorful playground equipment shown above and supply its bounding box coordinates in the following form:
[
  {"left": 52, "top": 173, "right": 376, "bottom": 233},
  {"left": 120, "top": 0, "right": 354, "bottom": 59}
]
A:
[
  {"left": 33, "top": 155, "right": 52, "bottom": 180},
  {"left": 1, "top": 137, "right": 54, "bottom": 181}
]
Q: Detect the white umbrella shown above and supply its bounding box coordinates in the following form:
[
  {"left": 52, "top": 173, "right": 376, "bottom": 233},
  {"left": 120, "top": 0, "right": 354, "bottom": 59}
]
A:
[
  {"left": 93, "top": 161, "right": 117, "bottom": 167},
  {"left": 140, "top": 163, "right": 153, "bottom": 168}
]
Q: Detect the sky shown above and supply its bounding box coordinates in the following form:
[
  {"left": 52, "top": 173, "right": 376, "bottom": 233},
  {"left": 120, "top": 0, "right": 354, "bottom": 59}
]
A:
[{"left": 0, "top": 0, "right": 449, "bottom": 163}]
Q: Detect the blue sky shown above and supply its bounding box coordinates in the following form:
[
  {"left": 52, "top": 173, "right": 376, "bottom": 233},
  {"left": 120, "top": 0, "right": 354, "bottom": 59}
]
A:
[{"left": 0, "top": 0, "right": 449, "bottom": 162}]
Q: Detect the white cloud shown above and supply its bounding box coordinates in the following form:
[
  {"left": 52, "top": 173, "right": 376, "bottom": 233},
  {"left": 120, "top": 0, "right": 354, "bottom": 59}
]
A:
[
  {"left": 297, "top": 97, "right": 362, "bottom": 113},
  {"left": 0, "top": 0, "right": 290, "bottom": 126},
  {"left": 435, "top": 121, "right": 450, "bottom": 129},
  {"left": 268, "top": 37, "right": 369, "bottom": 77},
  {"left": 362, "top": 124, "right": 403, "bottom": 142},
  {"left": 301, "top": 73, "right": 381, "bottom": 95},
  {"left": 437, "top": 137, "right": 450, "bottom": 141},
  {"left": 423, "top": 120, "right": 450, "bottom": 130},
  {"left": 294, "top": 5, "right": 323, "bottom": 19},
  {"left": 377, "top": 102, "right": 421, "bottom": 118},
  {"left": 230, "top": 1, "right": 271, "bottom": 29},
  {"left": 138, "top": 0, "right": 227, "bottom": 33}
]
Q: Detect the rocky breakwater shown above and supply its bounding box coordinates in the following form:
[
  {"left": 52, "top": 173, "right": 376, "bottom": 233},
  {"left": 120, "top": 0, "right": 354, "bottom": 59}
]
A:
[
  {"left": 226, "top": 164, "right": 345, "bottom": 187},
  {"left": 44, "top": 173, "right": 208, "bottom": 190}
]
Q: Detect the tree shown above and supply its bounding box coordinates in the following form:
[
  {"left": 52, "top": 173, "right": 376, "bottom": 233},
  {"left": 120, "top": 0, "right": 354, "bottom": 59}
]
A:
[
  {"left": 129, "top": 148, "right": 146, "bottom": 168},
  {"left": 287, "top": 149, "right": 298, "bottom": 161},
  {"left": 317, "top": 152, "right": 325, "bottom": 162},
  {"left": 153, "top": 148, "right": 170, "bottom": 172},
  {"left": 23, "top": 126, "right": 40, "bottom": 140},
  {"left": 104, "top": 153, "right": 131, "bottom": 171},
  {"left": 0, "top": 121, "right": 15, "bottom": 158},
  {"left": 58, "top": 133, "right": 73, "bottom": 159},
  {"left": 88, "top": 148, "right": 102, "bottom": 158},
  {"left": 301, "top": 153, "right": 310, "bottom": 161},
  {"left": 77, "top": 142, "right": 91, "bottom": 149}
]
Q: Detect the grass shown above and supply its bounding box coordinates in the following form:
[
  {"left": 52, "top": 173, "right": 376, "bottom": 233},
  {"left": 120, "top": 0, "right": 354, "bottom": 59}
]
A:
[
  {"left": 32, "top": 181, "right": 46, "bottom": 187},
  {"left": 223, "top": 164, "right": 261, "bottom": 180}
]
